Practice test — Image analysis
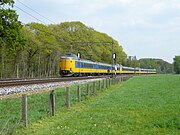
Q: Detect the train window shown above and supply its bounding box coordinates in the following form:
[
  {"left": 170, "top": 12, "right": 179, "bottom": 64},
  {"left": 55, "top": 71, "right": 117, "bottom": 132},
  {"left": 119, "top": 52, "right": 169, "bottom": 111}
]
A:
[
  {"left": 75, "top": 61, "right": 81, "bottom": 68},
  {"left": 82, "top": 63, "right": 84, "bottom": 68},
  {"left": 75, "top": 62, "right": 78, "bottom": 67}
]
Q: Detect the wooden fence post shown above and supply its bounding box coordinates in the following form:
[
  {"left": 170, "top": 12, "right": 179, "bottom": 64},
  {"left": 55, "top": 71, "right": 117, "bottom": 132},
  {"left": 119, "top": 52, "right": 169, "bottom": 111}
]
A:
[
  {"left": 109, "top": 78, "right": 111, "bottom": 87},
  {"left": 93, "top": 81, "right": 96, "bottom": 94},
  {"left": 87, "top": 83, "right": 90, "bottom": 95},
  {"left": 99, "top": 80, "right": 101, "bottom": 91},
  {"left": 111, "top": 78, "right": 114, "bottom": 85},
  {"left": 50, "top": 90, "right": 55, "bottom": 116},
  {"left": 66, "top": 87, "right": 70, "bottom": 108},
  {"left": 102, "top": 79, "right": 104, "bottom": 89},
  {"left": 22, "top": 94, "right": 28, "bottom": 127},
  {"left": 119, "top": 77, "right": 121, "bottom": 83},
  {"left": 106, "top": 79, "right": 108, "bottom": 89},
  {"left": 77, "top": 85, "right": 81, "bottom": 102}
]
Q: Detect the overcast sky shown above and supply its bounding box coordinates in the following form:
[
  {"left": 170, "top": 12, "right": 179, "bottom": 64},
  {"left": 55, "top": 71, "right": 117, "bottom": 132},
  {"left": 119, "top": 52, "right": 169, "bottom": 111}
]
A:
[{"left": 14, "top": 0, "right": 180, "bottom": 63}]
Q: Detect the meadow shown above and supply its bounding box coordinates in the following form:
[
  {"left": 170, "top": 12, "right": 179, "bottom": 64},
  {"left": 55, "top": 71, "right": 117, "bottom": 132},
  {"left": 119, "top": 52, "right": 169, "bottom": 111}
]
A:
[
  {"left": 1, "top": 75, "right": 180, "bottom": 134},
  {"left": 0, "top": 79, "right": 109, "bottom": 134},
  {"left": 13, "top": 75, "right": 180, "bottom": 134}
]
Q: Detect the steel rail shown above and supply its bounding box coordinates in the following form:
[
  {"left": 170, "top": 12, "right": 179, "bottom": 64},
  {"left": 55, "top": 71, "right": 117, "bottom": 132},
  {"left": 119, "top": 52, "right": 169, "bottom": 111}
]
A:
[{"left": 0, "top": 76, "right": 110, "bottom": 88}]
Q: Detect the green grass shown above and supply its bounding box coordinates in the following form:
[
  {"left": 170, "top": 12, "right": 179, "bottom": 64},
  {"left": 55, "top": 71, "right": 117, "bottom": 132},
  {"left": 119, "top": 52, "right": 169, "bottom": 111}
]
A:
[
  {"left": 0, "top": 80, "right": 105, "bottom": 134},
  {"left": 12, "top": 75, "right": 180, "bottom": 135}
]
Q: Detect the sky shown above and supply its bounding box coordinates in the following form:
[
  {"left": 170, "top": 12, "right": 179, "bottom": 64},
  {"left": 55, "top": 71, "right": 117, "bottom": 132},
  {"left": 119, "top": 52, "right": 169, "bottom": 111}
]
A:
[{"left": 14, "top": 0, "right": 180, "bottom": 63}]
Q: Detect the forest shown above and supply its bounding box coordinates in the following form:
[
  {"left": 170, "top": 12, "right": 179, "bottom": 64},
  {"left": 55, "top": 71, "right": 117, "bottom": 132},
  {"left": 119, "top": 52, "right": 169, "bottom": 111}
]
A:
[
  {"left": 0, "top": 21, "right": 173, "bottom": 78},
  {"left": 0, "top": 21, "right": 127, "bottom": 78},
  {"left": 0, "top": 0, "right": 175, "bottom": 79},
  {"left": 139, "top": 58, "right": 173, "bottom": 74}
]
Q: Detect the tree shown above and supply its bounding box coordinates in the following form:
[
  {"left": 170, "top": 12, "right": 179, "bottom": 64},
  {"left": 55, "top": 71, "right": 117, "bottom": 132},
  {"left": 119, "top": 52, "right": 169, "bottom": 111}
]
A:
[
  {"left": 0, "top": 0, "right": 25, "bottom": 53},
  {"left": 139, "top": 58, "right": 173, "bottom": 74},
  {"left": 173, "top": 56, "right": 180, "bottom": 74},
  {"left": 22, "top": 27, "right": 42, "bottom": 77},
  {"left": 0, "top": 0, "right": 25, "bottom": 78}
]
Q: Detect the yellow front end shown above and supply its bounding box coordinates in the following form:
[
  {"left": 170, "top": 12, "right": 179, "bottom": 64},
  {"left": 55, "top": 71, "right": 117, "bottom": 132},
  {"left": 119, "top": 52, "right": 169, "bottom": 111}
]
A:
[
  {"left": 60, "top": 58, "right": 70, "bottom": 70},
  {"left": 59, "top": 58, "right": 75, "bottom": 75}
]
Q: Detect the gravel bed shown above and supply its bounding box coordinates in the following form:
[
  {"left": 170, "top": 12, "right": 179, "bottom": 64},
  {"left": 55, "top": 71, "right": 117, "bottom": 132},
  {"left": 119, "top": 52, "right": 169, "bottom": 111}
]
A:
[{"left": 0, "top": 78, "right": 105, "bottom": 98}]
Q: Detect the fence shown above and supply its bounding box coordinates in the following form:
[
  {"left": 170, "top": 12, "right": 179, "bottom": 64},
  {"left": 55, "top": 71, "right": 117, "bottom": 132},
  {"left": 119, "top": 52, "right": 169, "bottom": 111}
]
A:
[{"left": 0, "top": 76, "right": 131, "bottom": 134}]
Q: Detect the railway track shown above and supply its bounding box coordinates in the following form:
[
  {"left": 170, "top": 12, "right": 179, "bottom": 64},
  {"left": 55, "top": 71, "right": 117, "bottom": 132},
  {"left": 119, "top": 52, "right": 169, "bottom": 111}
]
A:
[
  {"left": 0, "top": 76, "right": 111, "bottom": 88},
  {"left": 0, "top": 75, "right": 132, "bottom": 98}
]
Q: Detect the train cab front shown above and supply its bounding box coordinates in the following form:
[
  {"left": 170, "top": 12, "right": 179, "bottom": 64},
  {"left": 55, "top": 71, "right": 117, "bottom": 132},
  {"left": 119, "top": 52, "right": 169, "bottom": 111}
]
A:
[{"left": 59, "top": 53, "right": 77, "bottom": 77}]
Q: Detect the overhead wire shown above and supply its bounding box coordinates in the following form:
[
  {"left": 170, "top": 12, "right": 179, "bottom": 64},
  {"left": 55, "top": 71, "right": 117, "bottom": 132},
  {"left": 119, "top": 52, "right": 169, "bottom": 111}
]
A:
[
  {"left": 16, "top": 0, "right": 56, "bottom": 24},
  {"left": 14, "top": 1, "right": 62, "bottom": 39},
  {"left": 14, "top": 1, "right": 108, "bottom": 48},
  {"left": 14, "top": 5, "right": 110, "bottom": 47},
  {"left": 14, "top": 5, "right": 46, "bottom": 24}
]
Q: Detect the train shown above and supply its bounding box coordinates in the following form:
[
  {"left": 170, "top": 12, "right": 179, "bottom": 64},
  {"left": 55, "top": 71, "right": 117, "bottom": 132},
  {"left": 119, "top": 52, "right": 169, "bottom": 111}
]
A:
[{"left": 59, "top": 53, "right": 156, "bottom": 77}]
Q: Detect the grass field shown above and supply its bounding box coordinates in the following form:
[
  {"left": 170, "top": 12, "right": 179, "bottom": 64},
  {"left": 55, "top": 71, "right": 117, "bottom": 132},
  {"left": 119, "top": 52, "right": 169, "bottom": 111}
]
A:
[
  {"left": 12, "top": 75, "right": 180, "bottom": 135},
  {"left": 0, "top": 80, "right": 104, "bottom": 134}
]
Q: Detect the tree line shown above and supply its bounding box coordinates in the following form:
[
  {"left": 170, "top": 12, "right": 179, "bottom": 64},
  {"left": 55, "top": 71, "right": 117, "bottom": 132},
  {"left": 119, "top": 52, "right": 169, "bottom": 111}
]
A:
[
  {"left": 139, "top": 58, "right": 173, "bottom": 74},
  {"left": 1, "top": 21, "right": 128, "bottom": 78}
]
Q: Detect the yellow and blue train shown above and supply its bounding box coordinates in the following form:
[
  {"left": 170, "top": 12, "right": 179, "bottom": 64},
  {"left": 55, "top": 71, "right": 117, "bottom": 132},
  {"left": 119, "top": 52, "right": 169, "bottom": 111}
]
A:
[{"left": 59, "top": 53, "right": 156, "bottom": 77}]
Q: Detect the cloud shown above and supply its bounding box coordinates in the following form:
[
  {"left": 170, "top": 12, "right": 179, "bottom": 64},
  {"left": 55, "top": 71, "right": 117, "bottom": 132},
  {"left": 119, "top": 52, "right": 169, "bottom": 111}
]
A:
[
  {"left": 151, "top": 2, "right": 167, "bottom": 13},
  {"left": 172, "top": 2, "right": 180, "bottom": 9},
  {"left": 14, "top": 0, "right": 180, "bottom": 63}
]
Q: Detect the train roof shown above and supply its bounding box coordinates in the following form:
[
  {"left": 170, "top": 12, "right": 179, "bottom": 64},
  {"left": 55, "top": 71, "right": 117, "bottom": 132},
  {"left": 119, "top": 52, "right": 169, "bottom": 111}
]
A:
[
  {"left": 61, "top": 53, "right": 78, "bottom": 59},
  {"left": 122, "top": 66, "right": 134, "bottom": 69}
]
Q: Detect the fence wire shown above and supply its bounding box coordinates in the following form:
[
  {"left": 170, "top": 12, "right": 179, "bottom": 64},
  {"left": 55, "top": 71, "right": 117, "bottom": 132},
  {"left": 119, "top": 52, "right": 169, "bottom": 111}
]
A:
[{"left": 0, "top": 77, "right": 126, "bottom": 134}]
